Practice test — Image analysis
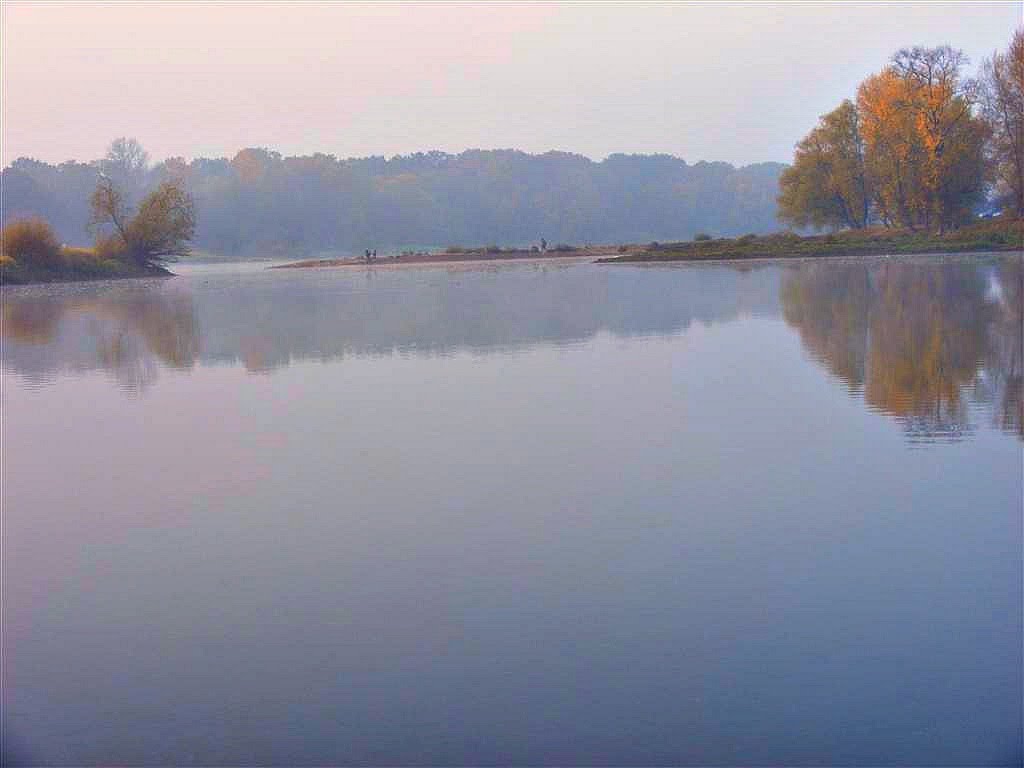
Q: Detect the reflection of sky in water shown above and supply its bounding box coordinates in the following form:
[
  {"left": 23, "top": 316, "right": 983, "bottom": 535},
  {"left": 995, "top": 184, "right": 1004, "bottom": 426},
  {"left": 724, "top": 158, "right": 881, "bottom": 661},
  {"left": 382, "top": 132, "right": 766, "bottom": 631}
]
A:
[
  {"left": 2, "top": 256, "right": 1021, "bottom": 766},
  {"left": 3, "top": 255, "right": 1021, "bottom": 442}
]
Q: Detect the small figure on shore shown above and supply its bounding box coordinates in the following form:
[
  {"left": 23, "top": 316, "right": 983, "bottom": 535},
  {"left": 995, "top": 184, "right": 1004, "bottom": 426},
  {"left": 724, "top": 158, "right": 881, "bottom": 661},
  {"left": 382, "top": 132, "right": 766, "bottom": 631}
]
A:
[
  {"left": 540, "top": 238, "right": 547, "bottom": 252},
  {"left": 364, "top": 249, "right": 371, "bottom": 263},
  {"left": 372, "top": 249, "right": 377, "bottom": 261}
]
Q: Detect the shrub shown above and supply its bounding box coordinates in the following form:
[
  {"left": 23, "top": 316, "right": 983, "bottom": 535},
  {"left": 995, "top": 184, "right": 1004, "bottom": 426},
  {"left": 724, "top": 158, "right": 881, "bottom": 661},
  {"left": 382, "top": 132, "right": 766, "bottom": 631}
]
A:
[
  {"left": 94, "top": 232, "right": 129, "bottom": 261},
  {"left": 551, "top": 243, "right": 577, "bottom": 252},
  {"left": 484, "top": 244, "right": 502, "bottom": 254},
  {"left": 2, "top": 218, "right": 61, "bottom": 265},
  {"left": 59, "top": 247, "right": 97, "bottom": 265},
  {"left": 694, "top": 233, "right": 712, "bottom": 241}
]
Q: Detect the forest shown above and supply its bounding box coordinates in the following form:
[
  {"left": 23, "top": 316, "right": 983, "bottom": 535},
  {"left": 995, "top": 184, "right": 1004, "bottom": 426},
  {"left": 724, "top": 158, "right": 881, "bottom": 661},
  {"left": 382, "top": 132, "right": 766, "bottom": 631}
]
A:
[
  {"left": 2, "top": 146, "right": 784, "bottom": 257},
  {"left": 3, "top": 31, "right": 1020, "bottom": 273}
]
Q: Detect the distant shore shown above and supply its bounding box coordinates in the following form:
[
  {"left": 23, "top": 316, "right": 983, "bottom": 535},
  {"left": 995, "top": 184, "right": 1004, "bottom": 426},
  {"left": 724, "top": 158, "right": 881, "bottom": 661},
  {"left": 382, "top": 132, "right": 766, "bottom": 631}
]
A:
[{"left": 270, "top": 244, "right": 641, "bottom": 270}]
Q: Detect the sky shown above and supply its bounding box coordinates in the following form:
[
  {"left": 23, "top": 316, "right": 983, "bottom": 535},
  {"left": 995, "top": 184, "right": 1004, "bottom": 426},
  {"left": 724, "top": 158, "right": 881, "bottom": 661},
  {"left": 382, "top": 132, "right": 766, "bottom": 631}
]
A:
[{"left": 2, "top": 1, "right": 1019, "bottom": 168}]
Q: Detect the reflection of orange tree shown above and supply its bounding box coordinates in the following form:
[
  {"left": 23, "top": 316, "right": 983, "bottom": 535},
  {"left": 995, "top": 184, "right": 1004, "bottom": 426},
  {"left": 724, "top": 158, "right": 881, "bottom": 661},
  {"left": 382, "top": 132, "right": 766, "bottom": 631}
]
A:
[
  {"left": 782, "top": 260, "right": 1019, "bottom": 439},
  {"left": 781, "top": 263, "right": 871, "bottom": 389},
  {"left": 864, "top": 264, "right": 991, "bottom": 429},
  {"left": 2, "top": 289, "right": 198, "bottom": 378}
]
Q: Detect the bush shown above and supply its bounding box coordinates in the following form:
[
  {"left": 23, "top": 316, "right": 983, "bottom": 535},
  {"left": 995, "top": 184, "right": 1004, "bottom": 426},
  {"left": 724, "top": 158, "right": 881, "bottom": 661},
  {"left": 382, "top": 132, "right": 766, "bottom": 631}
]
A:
[
  {"left": 484, "top": 245, "right": 503, "bottom": 254},
  {"left": 94, "top": 232, "right": 129, "bottom": 261},
  {"left": 59, "top": 247, "right": 96, "bottom": 264},
  {"left": 2, "top": 218, "right": 61, "bottom": 265},
  {"left": 551, "top": 243, "right": 577, "bottom": 252},
  {"left": 694, "top": 233, "right": 712, "bottom": 241}
]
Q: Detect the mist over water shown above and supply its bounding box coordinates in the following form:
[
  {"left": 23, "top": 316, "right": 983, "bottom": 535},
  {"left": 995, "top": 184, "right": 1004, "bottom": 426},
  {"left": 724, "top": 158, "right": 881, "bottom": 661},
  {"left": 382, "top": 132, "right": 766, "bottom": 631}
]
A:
[{"left": 3, "top": 255, "right": 1021, "bottom": 765}]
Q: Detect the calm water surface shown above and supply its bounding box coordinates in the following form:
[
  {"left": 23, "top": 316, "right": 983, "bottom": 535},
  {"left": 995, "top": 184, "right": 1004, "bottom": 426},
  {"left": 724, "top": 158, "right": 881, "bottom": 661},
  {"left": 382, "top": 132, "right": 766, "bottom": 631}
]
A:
[{"left": 3, "top": 255, "right": 1022, "bottom": 766}]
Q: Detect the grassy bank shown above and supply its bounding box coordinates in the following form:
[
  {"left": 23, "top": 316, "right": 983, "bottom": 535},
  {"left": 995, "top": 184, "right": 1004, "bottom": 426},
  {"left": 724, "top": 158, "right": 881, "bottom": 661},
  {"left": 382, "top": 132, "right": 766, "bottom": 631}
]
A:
[
  {"left": 1, "top": 219, "right": 173, "bottom": 285},
  {"left": 0, "top": 248, "right": 170, "bottom": 285},
  {"left": 596, "top": 216, "right": 1023, "bottom": 263}
]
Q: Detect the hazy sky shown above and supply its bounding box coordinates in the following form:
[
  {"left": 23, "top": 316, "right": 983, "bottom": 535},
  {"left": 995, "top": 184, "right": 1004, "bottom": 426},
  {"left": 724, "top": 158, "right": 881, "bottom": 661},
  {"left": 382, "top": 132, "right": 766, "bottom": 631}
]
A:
[{"left": 2, "top": 2, "right": 1019, "bottom": 167}]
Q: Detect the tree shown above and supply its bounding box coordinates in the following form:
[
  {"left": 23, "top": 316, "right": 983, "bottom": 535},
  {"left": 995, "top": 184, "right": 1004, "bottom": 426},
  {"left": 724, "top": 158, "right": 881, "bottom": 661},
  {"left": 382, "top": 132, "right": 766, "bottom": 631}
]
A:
[
  {"left": 889, "top": 46, "right": 985, "bottom": 231},
  {"left": 89, "top": 175, "right": 131, "bottom": 242},
  {"left": 980, "top": 28, "right": 1024, "bottom": 216},
  {"left": 781, "top": 52, "right": 987, "bottom": 233},
  {"left": 91, "top": 177, "right": 196, "bottom": 267},
  {"left": 100, "top": 137, "right": 150, "bottom": 204},
  {"left": 857, "top": 68, "right": 928, "bottom": 228},
  {"left": 778, "top": 100, "right": 871, "bottom": 230}
]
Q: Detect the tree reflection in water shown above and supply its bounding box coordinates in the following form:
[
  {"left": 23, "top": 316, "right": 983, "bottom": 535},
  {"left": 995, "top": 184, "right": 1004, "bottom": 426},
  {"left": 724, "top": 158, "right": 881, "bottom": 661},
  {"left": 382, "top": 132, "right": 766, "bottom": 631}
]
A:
[
  {"left": 3, "top": 258, "right": 1020, "bottom": 442},
  {"left": 2, "top": 286, "right": 198, "bottom": 391},
  {"left": 782, "top": 257, "right": 1023, "bottom": 442}
]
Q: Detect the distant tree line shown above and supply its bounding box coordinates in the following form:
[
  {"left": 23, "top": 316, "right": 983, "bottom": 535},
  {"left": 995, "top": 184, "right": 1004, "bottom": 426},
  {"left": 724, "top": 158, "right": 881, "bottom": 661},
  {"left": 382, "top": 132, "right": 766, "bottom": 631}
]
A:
[
  {"left": 779, "top": 30, "right": 1024, "bottom": 232},
  {"left": 2, "top": 144, "right": 785, "bottom": 256}
]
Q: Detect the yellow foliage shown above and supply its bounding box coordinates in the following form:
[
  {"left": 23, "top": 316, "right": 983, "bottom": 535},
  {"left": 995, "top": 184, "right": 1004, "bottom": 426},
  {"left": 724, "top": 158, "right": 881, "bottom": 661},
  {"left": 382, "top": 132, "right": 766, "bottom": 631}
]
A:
[
  {"left": 95, "top": 232, "right": 128, "bottom": 261},
  {"left": 2, "top": 218, "right": 61, "bottom": 265}
]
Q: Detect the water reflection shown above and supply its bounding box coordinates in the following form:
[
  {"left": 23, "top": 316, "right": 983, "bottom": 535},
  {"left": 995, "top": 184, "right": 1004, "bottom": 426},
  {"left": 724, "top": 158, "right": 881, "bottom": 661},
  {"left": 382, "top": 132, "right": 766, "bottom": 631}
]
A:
[
  {"left": 984, "top": 259, "right": 1024, "bottom": 437},
  {"left": 2, "top": 285, "right": 198, "bottom": 391},
  {"left": 3, "top": 258, "right": 1021, "bottom": 766},
  {"left": 2, "top": 263, "right": 779, "bottom": 379},
  {"left": 2, "top": 257, "right": 1020, "bottom": 441},
  {"left": 781, "top": 257, "right": 1023, "bottom": 442}
]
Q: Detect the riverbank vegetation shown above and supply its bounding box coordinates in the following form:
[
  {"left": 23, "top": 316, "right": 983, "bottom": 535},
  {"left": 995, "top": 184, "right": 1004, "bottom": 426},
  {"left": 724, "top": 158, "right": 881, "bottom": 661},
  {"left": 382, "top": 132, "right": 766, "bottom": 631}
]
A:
[
  {"left": 0, "top": 218, "right": 158, "bottom": 284},
  {"left": 596, "top": 215, "right": 1021, "bottom": 263},
  {"left": 778, "top": 31, "right": 1023, "bottom": 233},
  {"left": 602, "top": 31, "right": 1023, "bottom": 264},
  {"left": 2, "top": 169, "right": 195, "bottom": 284}
]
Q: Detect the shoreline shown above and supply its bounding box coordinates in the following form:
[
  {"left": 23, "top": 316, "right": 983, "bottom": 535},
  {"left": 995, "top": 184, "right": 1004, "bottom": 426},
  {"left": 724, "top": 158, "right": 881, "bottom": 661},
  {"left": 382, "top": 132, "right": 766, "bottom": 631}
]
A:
[
  {"left": 0, "top": 262, "right": 172, "bottom": 287},
  {"left": 595, "top": 219, "right": 1022, "bottom": 264},
  {"left": 596, "top": 241, "right": 1023, "bottom": 264},
  {"left": 6, "top": 218, "right": 1020, "bottom": 284},
  {"left": 269, "top": 245, "right": 637, "bottom": 270},
  {"left": 268, "top": 218, "right": 1022, "bottom": 271}
]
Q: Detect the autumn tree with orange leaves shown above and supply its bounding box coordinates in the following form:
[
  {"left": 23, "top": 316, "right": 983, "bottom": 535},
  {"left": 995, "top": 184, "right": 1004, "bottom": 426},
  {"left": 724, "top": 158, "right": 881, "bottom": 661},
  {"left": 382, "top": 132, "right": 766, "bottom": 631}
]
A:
[{"left": 781, "top": 40, "right": 1004, "bottom": 232}]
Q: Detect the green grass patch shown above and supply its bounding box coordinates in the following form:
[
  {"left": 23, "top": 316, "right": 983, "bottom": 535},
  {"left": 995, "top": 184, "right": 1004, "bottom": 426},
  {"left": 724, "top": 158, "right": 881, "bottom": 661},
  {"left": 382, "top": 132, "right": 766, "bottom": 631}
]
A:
[
  {"left": 596, "top": 216, "right": 1023, "bottom": 264},
  {"left": 1, "top": 246, "right": 169, "bottom": 285}
]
